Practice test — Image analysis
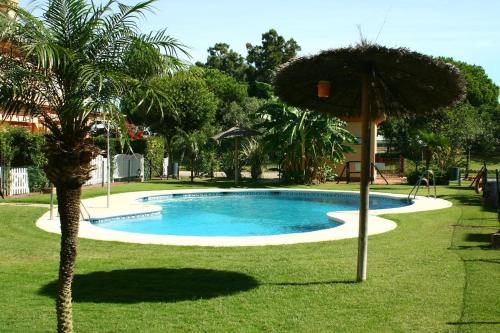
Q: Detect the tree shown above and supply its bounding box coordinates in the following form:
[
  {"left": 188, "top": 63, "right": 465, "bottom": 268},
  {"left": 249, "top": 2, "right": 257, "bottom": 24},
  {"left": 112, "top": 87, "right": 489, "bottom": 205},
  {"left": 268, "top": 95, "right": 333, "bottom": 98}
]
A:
[
  {"left": 246, "top": 29, "right": 301, "bottom": 84},
  {"left": 441, "top": 57, "right": 499, "bottom": 107},
  {"left": 0, "top": 1, "right": 186, "bottom": 331},
  {"left": 380, "top": 58, "right": 499, "bottom": 166},
  {"left": 172, "top": 129, "right": 204, "bottom": 182},
  {"left": 144, "top": 67, "right": 218, "bottom": 167},
  {"left": 202, "top": 67, "right": 248, "bottom": 128},
  {"left": 202, "top": 42, "right": 248, "bottom": 82}
]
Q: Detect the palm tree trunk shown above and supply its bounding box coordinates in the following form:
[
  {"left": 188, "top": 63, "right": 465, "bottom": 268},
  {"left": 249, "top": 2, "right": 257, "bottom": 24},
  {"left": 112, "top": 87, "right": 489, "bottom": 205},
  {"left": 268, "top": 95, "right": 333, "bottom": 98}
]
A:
[{"left": 56, "top": 185, "right": 82, "bottom": 333}]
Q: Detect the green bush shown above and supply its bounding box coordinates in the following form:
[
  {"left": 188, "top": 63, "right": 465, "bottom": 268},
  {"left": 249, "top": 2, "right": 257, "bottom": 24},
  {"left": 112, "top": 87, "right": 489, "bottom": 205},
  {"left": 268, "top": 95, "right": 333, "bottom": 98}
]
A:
[
  {"left": 28, "top": 166, "right": 48, "bottom": 192},
  {"left": 406, "top": 170, "right": 449, "bottom": 186},
  {"left": 242, "top": 139, "right": 266, "bottom": 180},
  {"left": 1, "top": 126, "right": 48, "bottom": 192},
  {"left": 199, "top": 150, "right": 219, "bottom": 177},
  {"left": 143, "top": 136, "right": 165, "bottom": 179},
  {"left": 220, "top": 150, "right": 241, "bottom": 180}
]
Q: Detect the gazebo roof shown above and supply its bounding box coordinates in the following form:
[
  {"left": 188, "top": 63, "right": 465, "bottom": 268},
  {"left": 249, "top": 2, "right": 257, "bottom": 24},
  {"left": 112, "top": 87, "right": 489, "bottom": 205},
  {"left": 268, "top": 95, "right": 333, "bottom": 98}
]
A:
[{"left": 273, "top": 44, "right": 466, "bottom": 118}]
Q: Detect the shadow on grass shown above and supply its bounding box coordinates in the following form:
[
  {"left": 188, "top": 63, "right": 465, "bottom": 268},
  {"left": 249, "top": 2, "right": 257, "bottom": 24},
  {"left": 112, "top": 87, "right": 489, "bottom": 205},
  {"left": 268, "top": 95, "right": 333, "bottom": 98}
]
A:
[
  {"left": 448, "top": 186, "right": 477, "bottom": 191},
  {"left": 463, "top": 258, "right": 500, "bottom": 265},
  {"left": 447, "top": 321, "right": 500, "bottom": 325},
  {"left": 465, "top": 233, "right": 494, "bottom": 243},
  {"left": 450, "top": 244, "right": 493, "bottom": 250},
  {"left": 265, "top": 280, "right": 356, "bottom": 286},
  {"left": 39, "top": 268, "right": 258, "bottom": 304},
  {"left": 441, "top": 194, "right": 482, "bottom": 206}
]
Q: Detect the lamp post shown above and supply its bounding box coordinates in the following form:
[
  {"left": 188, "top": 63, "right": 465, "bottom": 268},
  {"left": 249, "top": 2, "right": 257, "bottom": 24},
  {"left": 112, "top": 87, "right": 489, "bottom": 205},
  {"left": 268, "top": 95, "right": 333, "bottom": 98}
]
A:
[{"left": 106, "top": 119, "right": 111, "bottom": 208}]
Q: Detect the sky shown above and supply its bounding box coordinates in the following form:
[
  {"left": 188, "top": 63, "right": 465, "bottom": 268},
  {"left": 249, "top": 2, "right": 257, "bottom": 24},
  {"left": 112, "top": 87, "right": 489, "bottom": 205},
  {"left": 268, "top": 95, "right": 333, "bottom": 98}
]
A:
[{"left": 20, "top": 0, "right": 500, "bottom": 88}]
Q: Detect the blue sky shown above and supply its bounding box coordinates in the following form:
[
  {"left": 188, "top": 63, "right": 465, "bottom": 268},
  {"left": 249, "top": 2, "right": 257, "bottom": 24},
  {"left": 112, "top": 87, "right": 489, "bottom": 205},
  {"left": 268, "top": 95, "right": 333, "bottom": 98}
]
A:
[{"left": 20, "top": 0, "right": 500, "bottom": 88}]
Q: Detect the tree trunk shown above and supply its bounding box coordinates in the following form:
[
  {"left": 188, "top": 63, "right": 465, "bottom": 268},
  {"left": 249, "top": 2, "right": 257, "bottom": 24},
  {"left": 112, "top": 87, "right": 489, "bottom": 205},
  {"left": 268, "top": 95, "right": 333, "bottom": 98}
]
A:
[
  {"left": 465, "top": 146, "right": 471, "bottom": 179},
  {"left": 190, "top": 156, "right": 194, "bottom": 182},
  {"left": 43, "top": 136, "right": 98, "bottom": 333},
  {"left": 55, "top": 185, "right": 82, "bottom": 333}
]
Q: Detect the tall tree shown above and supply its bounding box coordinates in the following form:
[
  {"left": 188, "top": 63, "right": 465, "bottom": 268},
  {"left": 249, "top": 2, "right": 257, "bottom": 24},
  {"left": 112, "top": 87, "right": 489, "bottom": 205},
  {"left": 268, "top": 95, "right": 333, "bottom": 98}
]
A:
[
  {"left": 246, "top": 29, "right": 301, "bottom": 84},
  {"left": 380, "top": 58, "right": 500, "bottom": 164},
  {"left": 441, "top": 57, "right": 499, "bottom": 107},
  {"left": 143, "top": 67, "right": 218, "bottom": 164},
  {"left": 202, "top": 42, "right": 248, "bottom": 82},
  {"left": 0, "top": 1, "right": 186, "bottom": 332},
  {"left": 202, "top": 68, "right": 248, "bottom": 127}
]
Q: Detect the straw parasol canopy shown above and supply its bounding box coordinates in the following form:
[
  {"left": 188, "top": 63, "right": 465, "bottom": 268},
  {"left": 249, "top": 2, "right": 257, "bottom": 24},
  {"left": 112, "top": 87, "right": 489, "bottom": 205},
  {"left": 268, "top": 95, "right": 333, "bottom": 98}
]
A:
[
  {"left": 273, "top": 43, "right": 466, "bottom": 282},
  {"left": 273, "top": 44, "right": 466, "bottom": 118},
  {"left": 212, "top": 126, "right": 260, "bottom": 184}
]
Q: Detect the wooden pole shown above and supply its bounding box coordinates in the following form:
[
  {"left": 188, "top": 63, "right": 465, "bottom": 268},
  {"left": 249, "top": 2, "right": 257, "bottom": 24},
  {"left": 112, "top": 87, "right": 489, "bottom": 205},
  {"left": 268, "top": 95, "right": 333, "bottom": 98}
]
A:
[
  {"left": 235, "top": 137, "right": 240, "bottom": 184},
  {"left": 357, "top": 70, "right": 371, "bottom": 282}
]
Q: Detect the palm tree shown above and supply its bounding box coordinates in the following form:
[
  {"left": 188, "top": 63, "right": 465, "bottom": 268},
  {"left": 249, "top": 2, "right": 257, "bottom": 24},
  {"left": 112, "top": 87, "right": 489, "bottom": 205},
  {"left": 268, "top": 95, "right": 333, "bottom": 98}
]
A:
[
  {"left": 0, "top": 1, "right": 187, "bottom": 332},
  {"left": 241, "top": 138, "right": 266, "bottom": 179},
  {"left": 173, "top": 129, "right": 203, "bottom": 182},
  {"left": 257, "top": 97, "right": 354, "bottom": 183}
]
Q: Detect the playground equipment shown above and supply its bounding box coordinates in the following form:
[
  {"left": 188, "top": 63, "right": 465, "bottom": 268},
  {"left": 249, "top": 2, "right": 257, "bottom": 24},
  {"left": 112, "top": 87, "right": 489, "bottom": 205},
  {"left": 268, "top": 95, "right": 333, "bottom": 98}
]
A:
[{"left": 470, "top": 162, "right": 487, "bottom": 194}]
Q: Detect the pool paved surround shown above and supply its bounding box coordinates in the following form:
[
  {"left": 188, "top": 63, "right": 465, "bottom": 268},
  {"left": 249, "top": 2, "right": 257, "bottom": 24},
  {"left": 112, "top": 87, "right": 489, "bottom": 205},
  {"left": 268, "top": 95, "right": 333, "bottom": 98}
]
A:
[{"left": 36, "top": 189, "right": 452, "bottom": 247}]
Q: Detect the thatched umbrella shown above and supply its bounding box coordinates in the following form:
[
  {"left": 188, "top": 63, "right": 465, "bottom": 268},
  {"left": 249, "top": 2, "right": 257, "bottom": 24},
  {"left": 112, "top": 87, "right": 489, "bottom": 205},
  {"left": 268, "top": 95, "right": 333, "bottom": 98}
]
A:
[
  {"left": 273, "top": 44, "right": 465, "bottom": 281},
  {"left": 212, "top": 126, "right": 260, "bottom": 184}
]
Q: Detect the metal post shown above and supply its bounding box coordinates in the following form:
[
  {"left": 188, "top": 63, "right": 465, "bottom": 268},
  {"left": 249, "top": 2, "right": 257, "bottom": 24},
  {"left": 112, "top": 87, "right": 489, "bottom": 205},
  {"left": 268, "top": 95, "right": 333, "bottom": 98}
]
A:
[
  {"left": 465, "top": 146, "right": 471, "bottom": 179},
  {"left": 496, "top": 169, "right": 499, "bottom": 222},
  {"left": 357, "top": 70, "right": 371, "bottom": 282},
  {"left": 128, "top": 159, "right": 131, "bottom": 183},
  {"left": 106, "top": 120, "right": 111, "bottom": 208},
  {"left": 346, "top": 162, "right": 350, "bottom": 184},
  {"left": 101, "top": 158, "right": 105, "bottom": 187}
]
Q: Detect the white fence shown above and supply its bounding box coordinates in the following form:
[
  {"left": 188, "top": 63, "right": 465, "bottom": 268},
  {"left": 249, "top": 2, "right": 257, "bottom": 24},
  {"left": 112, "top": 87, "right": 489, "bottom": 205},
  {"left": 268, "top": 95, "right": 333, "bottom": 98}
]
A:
[
  {"left": 163, "top": 157, "right": 169, "bottom": 177},
  {"left": 84, "top": 154, "right": 145, "bottom": 186},
  {"left": 85, "top": 155, "right": 109, "bottom": 186},
  {"left": 0, "top": 167, "right": 30, "bottom": 196},
  {"left": 113, "top": 153, "right": 144, "bottom": 180}
]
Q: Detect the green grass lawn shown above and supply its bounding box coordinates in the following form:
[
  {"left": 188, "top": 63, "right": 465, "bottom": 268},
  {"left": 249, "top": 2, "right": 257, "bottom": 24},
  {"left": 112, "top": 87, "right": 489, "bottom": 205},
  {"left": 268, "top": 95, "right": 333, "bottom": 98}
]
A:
[
  {"left": 0, "top": 181, "right": 499, "bottom": 332},
  {"left": 469, "top": 156, "right": 500, "bottom": 173}
]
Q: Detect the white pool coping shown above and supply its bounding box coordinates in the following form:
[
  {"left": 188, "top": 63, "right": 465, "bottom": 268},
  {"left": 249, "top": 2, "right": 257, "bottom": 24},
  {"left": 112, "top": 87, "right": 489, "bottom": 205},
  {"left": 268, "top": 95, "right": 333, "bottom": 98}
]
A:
[{"left": 36, "top": 189, "right": 452, "bottom": 247}]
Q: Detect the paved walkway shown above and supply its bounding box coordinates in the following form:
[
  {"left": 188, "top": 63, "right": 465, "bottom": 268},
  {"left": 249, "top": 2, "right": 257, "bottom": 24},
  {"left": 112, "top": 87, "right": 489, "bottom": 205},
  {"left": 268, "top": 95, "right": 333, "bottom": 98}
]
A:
[{"left": 0, "top": 202, "right": 50, "bottom": 208}]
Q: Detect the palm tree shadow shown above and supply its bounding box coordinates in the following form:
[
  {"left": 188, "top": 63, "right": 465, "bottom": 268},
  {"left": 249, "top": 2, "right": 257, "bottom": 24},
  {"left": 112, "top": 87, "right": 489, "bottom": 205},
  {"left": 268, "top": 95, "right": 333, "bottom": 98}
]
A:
[{"left": 39, "top": 268, "right": 258, "bottom": 304}]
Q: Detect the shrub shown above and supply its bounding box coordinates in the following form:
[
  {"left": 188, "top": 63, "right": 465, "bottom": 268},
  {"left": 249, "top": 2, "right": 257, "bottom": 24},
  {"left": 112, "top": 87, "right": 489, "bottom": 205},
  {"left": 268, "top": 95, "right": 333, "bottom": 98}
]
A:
[
  {"left": 1, "top": 126, "right": 48, "bottom": 192},
  {"left": 28, "top": 166, "right": 48, "bottom": 192},
  {"left": 242, "top": 139, "right": 267, "bottom": 180},
  {"left": 406, "top": 170, "right": 449, "bottom": 186},
  {"left": 220, "top": 150, "right": 241, "bottom": 180},
  {"left": 144, "top": 137, "right": 165, "bottom": 179}
]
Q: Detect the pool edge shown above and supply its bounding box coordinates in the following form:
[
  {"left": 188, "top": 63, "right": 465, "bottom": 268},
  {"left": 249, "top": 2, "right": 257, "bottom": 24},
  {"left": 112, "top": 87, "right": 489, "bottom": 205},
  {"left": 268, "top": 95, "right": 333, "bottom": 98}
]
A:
[{"left": 36, "top": 188, "right": 452, "bottom": 247}]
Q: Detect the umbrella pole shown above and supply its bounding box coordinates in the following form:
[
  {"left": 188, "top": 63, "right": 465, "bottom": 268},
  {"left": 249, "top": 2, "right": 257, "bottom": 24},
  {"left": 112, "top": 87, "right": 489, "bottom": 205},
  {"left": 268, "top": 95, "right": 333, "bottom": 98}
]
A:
[
  {"left": 235, "top": 137, "right": 239, "bottom": 185},
  {"left": 357, "top": 71, "right": 371, "bottom": 282}
]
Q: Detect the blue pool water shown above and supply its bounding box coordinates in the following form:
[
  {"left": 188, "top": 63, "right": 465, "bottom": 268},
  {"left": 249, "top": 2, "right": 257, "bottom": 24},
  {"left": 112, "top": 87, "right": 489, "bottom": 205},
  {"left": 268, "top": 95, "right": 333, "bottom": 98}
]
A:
[{"left": 94, "top": 191, "right": 408, "bottom": 237}]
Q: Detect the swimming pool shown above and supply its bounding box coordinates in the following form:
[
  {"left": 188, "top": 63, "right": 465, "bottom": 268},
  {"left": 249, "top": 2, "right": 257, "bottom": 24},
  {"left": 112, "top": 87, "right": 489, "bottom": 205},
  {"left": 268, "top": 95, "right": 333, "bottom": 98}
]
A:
[
  {"left": 37, "top": 189, "right": 452, "bottom": 246},
  {"left": 92, "top": 191, "right": 409, "bottom": 237}
]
